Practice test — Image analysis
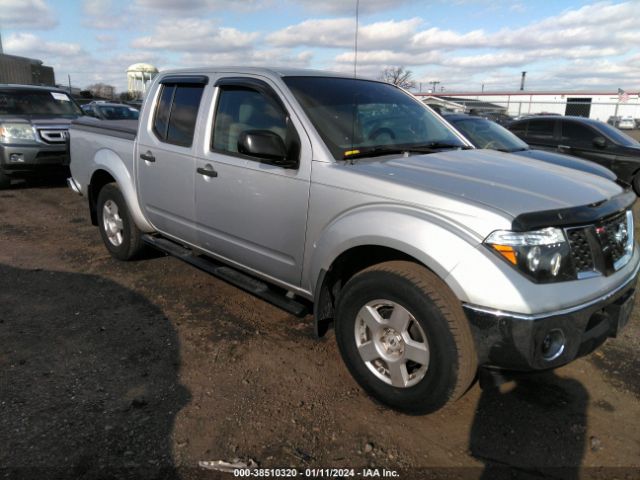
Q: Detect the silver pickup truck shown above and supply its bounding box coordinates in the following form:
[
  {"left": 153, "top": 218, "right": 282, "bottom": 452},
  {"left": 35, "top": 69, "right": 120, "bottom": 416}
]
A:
[{"left": 68, "top": 67, "right": 639, "bottom": 413}]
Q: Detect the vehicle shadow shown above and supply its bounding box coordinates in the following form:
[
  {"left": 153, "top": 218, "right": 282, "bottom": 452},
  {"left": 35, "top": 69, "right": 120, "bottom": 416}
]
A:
[
  {"left": 0, "top": 264, "right": 190, "bottom": 479},
  {"left": 4, "top": 173, "right": 69, "bottom": 190},
  {"left": 469, "top": 370, "right": 588, "bottom": 480}
]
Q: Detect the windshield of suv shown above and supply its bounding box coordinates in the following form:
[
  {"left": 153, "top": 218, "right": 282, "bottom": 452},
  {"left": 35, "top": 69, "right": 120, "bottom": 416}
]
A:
[
  {"left": 97, "top": 105, "right": 139, "bottom": 120},
  {"left": 283, "top": 76, "right": 466, "bottom": 159},
  {"left": 450, "top": 117, "right": 528, "bottom": 152},
  {"left": 0, "top": 89, "right": 83, "bottom": 117}
]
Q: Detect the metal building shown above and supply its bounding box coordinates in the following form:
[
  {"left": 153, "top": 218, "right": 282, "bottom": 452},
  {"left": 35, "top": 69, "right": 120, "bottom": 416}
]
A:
[{"left": 0, "top": 53, "right": 55, "bottom": 86}]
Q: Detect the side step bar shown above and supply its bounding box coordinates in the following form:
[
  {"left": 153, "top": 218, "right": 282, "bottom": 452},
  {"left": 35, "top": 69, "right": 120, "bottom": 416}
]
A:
[{"left": 142, "top": 234, "right": 308, "bottom": 316}]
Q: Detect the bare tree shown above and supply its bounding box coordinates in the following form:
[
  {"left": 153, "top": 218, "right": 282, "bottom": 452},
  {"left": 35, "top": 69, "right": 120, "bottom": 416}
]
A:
[
  {"left": 86, "top": 83, "right": 116, "bottom": 100},
  {"left": 379, "top": 66, "right": 416, "bottom": 90}
]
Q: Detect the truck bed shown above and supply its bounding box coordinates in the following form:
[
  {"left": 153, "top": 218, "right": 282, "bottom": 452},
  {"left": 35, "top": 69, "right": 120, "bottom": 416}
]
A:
[{"left": 70, "top": 117, "right": 138, "bottom": 141}]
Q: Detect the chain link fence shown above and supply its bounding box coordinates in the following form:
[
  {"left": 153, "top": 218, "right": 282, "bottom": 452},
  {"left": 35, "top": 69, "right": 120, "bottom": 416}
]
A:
[{"left": 421, "top": 94, "right": 640, "bottom": 129}]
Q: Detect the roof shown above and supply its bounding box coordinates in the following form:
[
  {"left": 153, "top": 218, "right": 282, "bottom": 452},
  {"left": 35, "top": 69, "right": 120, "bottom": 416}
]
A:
[
  {"left": 157, "top": 66, "right": 376, "bottom": 80},
  {"left": 127, "top": 63, "right": 158, "bottom": 73},
  {"left": 0, "top": 53, "right": 44, "bottom": 66},
  {"left": 419, "top": 91, "right": 639, "bottom": 97},
  {"left": 510, "top": 115, "right": 605, "bottom": 126}
]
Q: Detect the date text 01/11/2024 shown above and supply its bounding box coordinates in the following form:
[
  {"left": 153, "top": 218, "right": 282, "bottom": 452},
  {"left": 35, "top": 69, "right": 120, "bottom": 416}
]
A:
[{"left": 233, "top": 468, "right": 400, "bottom": 478}]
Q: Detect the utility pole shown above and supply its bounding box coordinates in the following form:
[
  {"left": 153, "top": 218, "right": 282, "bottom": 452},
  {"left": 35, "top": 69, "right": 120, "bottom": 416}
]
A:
[
  {"left": 353, "top": 0, "right": 359, "bottom": 78},
  {"left": 430, "top": 80, "right": 440, "bottom": 93},
  {"left": 481, "top": 83, "right": 485, "bottom": 92},
  {"left": 520, "top": 71, "right": 527, "bottom": 91},
  {"left": 68, "top": 74, "right": 72, "bottom": 94}
]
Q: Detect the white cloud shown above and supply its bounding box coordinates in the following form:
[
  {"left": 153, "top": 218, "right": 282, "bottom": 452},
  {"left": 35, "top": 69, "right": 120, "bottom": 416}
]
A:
[
  {"left": 0, "top": 0, "right": 57, "bottom": 29},
  {"left": 131, "top": 18, "right": 259, "bottom": 52},
  {"left": 133, "top": 0, "right": 260, "bottom": 13},
  {"left": 4, "top": 33, "right": 85, "bottom": 58},
  {"left": 288, "top": 0, "right": 416, "bottom": 14}
]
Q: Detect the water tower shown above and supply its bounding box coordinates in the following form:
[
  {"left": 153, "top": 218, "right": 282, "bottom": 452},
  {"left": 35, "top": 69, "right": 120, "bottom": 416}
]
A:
[{"left": 126, "top": 63, "right": 159, "bottom": 99}]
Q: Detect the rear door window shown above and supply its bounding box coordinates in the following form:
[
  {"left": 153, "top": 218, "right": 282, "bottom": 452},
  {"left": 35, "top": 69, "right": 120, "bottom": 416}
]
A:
[
  {"left": 152, "top": 83, "right": 205, "bottom": 147},
  {"left": 526, "top": 119, "right": 555, "bottom": 141}
]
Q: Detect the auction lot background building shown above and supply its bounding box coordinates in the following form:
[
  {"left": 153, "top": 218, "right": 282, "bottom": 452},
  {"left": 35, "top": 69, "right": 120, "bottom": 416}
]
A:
[
  {"left": 0, "top": 53, "right": 55, "bottom": 86},
  {"left": 419, "top": 91, "right": 640, "bottom": 121}
]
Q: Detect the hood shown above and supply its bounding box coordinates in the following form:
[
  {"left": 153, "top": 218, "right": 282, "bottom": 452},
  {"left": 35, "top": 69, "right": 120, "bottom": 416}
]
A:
[
  {"left": 0, "top": 116, "right": 76, "bottom": 126},
  {"left": 513, "top": 148, "right": 616, "bottom": 181},
  {"left": 345, "top": 149, "right": 623, "bottom": 219}
]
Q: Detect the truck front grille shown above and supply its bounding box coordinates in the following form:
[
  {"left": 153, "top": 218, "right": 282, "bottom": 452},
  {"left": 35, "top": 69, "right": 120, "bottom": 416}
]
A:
[
  {"left": 565, "top": 211, "right": 632, "bottom": 277},
  {"left": 567, "top": 228, "right": 594, "bottom": 272}
]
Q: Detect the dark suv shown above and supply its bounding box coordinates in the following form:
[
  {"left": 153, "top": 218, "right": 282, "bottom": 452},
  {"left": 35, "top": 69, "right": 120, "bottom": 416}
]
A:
[
  {"left": 0, "top": 84, "right": 83, "bottom": 188},
  {"left": 508, "top": 115, "right": 640, "bottom": 192}
]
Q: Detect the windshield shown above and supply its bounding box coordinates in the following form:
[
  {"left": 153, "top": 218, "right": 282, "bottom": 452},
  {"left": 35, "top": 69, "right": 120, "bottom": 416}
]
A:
[
  {"left": 0, "top": 89, "right": 82, "bottom": 117},
  {"left": 596, "top": 122, "right": 640, "bottom": 147},
  {"left": 450, "top": 117, "right": 528, "bottom": 152},
  {"left": 283, "top": 76, "right": 466, "bottom": 159},
  {"left": 97, "top": 105, "right": 139, "bottom": 120}
]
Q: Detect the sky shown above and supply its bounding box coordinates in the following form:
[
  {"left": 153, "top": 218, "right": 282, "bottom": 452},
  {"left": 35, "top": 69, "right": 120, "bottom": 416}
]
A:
[{"left": 0, "top": 0, "right": 639, "bottom": 93}]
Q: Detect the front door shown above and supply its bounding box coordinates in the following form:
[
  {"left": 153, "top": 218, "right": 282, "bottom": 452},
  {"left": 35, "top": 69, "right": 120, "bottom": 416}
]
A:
[
  {"left": 136, "top": 78, "right": 207, "bottom": 244},
  {"left": 558, "top": 120, "right": 617, "bottom": 171},
  {"left": 194, "top": 76, "right": 311, "bottom": 287}
]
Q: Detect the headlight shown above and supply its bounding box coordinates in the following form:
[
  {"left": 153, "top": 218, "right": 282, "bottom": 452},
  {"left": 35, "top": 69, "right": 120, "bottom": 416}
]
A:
[
  {"left": 0, "top": 123, "right": 37, "bottom": 143},
  {"left": 485, "top": 227, "right": 575, "bottom": 283}
]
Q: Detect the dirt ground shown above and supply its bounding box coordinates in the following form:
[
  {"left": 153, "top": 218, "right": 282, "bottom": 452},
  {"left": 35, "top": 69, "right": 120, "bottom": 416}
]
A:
[{"left": 1, "top": 179, "right": 639, "bottom": 480}]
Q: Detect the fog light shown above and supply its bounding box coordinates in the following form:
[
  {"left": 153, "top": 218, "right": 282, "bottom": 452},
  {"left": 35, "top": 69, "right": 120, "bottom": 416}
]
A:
[
  {"left": 541, "top": 329, "right": 566, "bottom": 361},
  {"left": 9, "top": 153, "right": 24, "bottom": 163}
]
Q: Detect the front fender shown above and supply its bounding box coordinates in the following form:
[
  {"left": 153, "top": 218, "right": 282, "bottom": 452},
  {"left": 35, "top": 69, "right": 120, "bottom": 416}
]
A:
[
  {"left": 92, "top": 149, "right": 154, "bottom": 233},
  {"left": 307, "top": 203, "right": 483, "bottom": 301}
]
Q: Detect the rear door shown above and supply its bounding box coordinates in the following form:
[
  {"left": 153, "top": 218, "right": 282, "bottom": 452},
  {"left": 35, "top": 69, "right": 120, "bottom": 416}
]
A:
[
  {"left": 557, "top": 119, "right": 616, "bottom": 170},
  {"left": 522, "top": 118, "right": 558, "bottom": 151},
  {"left": 193, "top": 76, "right": 312, "bottom": 287},
  {"left": 136, "top": 76, "right": 207, "bottom": 244}
]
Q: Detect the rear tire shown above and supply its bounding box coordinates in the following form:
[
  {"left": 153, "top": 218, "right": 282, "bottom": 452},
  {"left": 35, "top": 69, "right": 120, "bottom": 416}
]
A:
[
  {"left": 97, "top": 183, "right": 144, "bottom": 260},
  {"left": 335, "top": 261, "right": 477, "bottom": 414}
]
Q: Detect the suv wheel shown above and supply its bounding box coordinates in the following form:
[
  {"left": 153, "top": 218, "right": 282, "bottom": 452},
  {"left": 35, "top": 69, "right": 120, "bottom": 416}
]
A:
[
  {"left": 97, "top": 183, "right": 144, "bottom": 260},
  {"left": 335, "top": 261, "right": 477, "bottom": 414}
]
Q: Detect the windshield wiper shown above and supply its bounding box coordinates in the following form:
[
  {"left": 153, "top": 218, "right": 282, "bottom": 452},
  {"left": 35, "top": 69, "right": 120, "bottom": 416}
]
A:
[{"left": 342, "top": 143, "right": 470, "bottom": 160}]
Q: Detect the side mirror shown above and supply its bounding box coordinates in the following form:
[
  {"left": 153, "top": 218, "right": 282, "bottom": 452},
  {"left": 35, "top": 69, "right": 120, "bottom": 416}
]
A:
[
  {"left": 238, "top": 130, "right": 298, "bottom": 168},
  {"left": 593, "top": 136, "right": 607, "bottom": 149}
]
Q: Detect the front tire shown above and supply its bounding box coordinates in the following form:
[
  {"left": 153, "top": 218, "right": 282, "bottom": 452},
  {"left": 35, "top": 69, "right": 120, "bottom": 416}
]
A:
[
  {"left": 97, "top": 183, "right": 144, "bottom": 260},
  {"left": 335, "top": 261, "right": 477, "bottom": 414}
]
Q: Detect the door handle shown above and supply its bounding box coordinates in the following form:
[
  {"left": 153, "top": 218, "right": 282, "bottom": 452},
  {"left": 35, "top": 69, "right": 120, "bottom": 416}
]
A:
[
  {"left": 197, "top": 165, "right": 218, "bottom": 178},
  {"left": 558, "top": 145, "right": 571, "bottom": 151},
  {"left": 140, "top": 151, "right": 155, "bottom": 162}
]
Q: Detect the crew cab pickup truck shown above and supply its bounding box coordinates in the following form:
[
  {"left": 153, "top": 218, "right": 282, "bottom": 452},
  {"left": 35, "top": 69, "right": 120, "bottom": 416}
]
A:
[
  {"left": 68, "top": 68, "right": 639, "bottom": 413},
  {"left": 0, "top": 84, "right": 83, "bottom": 188}
]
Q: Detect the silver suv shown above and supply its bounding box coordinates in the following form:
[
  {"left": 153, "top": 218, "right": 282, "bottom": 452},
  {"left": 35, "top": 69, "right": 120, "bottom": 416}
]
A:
[{"left": 0, "top": 84, "right": 82, "bottom": 188}]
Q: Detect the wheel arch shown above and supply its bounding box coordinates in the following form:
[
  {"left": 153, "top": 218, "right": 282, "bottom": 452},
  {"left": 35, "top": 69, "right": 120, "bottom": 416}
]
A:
[{"left": 87, "top": 150, "right": 153, "bottom": 232}]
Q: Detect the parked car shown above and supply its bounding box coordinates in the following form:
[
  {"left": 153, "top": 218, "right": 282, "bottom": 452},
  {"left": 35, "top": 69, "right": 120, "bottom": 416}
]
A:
[
  {"left": 0, "top": 84, "right": 83, "bottom": 188},
  {"left": 68, "top": 68, "right": 638, "bottom": 414},
  {"left": 618, "top": 116, "right": 635, "bottom": 130},
  {"left": 82, "top": 102, "right": 139, "bottom": 120},
  {"left": 508, "top": 115, "right": 640, "bottom": 192},
  {"left": 444, "top": 113, "right": 616, "bottom": 181},
  {"left": 607, "top": 116, "right": 621, "bottom": 127}
]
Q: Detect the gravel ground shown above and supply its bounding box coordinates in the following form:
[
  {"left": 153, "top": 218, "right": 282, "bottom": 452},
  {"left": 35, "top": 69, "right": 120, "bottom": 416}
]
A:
[{"left": 0, "top": 179, "right": 639, "bottom": 480}]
